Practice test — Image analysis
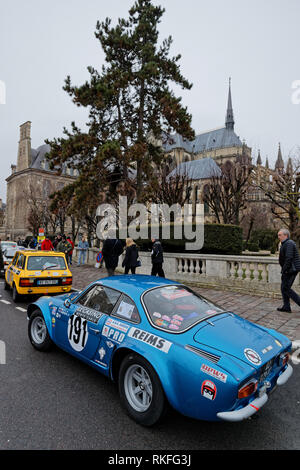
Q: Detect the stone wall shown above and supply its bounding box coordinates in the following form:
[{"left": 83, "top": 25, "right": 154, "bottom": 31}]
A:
[{"left": 73, "top": 248, "right": 300, "bottom": 299}]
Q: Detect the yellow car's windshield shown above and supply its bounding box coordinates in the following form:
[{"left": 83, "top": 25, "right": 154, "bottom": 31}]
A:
[{"left": 27, "top": 256, "right": 67, "bottom": 271}]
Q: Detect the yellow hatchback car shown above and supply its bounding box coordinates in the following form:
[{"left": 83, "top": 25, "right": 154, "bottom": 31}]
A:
[{"left": 4, "top": 250, "right": 72, "bottom": 302}]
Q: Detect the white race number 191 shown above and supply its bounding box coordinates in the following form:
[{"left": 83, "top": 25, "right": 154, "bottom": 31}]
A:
[{"left": 68, "top": 314, "right": 89, "bottom": 352}]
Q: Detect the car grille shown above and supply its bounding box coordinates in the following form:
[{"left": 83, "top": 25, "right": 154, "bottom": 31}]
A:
[{"left": 185, "top": 345, "right": 220, "bottom": 364}]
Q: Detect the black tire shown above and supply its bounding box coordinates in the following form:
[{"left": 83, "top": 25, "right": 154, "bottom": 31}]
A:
[
  {"left": 28, "top": 310, "right": 53, "bottom": 351},
  {"left": 12, "top": 284, "right": 20, "bottom": 302},
  {"left": 118, "top": 353, "right": 166, "bottom": 426},
  {"left": 4, "top": 279, "right": 10, "bottom": 290}
]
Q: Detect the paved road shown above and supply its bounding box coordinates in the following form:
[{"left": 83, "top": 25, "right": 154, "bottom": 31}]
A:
[{"left": 0, "top": 282, "right": 299, "bottom": 451}]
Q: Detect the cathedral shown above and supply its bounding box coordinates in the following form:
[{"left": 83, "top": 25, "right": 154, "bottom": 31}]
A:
[{"left": 164, "top": 81, "right": 294, "bottom": 230}]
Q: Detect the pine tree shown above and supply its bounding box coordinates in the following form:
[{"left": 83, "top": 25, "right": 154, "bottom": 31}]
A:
[{"left": 46, "top": 0, "right": 194, "bottom": 206}]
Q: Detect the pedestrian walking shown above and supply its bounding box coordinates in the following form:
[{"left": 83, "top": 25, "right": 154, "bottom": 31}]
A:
[
  {"left": 67, "top": 236, "right": 74, "bottom": 265},
  {"left": 122, "top": 238, "right": 139, "bottom": 274},
  {"left": 277, "top": 228, "right": 300, "bottom": 313},
  {"left": 151, "top": 238, "right": 165, "bottom": 277},
  {"left": 41, "top": 235, "right": 54, "bottom": 251},
  {"left": 56, "top": 235, "right": 72, "bottom": 264},
  {"left": 77, "top": 236, "right": 89, "bottom": 266},
  {"left": 102, "top": 231, "right": 124, "bottom": 276}
]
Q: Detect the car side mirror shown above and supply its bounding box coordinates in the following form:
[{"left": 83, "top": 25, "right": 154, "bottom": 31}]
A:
[{"left": 64, "top": 298, "right": 71, "bottom": 308}]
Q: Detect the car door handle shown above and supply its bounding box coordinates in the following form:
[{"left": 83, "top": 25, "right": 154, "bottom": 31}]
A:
[{"left": 89, "top": 327, "right": 100, "bottom": 334}]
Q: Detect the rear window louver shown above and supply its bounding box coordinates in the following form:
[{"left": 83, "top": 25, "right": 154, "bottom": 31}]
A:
[{"left": 185, "top": 345, "right": 220, "bottom": 364}]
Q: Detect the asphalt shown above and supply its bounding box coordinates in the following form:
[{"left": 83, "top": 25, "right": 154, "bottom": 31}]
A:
[{"left": 69, "top": 263, "right": 300, "bottom": 343}]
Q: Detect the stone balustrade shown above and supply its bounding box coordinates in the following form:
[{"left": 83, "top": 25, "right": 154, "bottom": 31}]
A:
[{"left": 73, "top": 247, "right": 300, "bottom": 299}]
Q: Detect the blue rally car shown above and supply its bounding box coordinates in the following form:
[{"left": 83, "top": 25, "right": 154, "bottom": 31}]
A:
[{"left": 27, "top": 275, "right": 293, "bottom": 426}]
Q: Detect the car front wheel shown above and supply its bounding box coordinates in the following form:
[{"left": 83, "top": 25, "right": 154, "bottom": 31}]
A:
[
  {"left": 28, "top": 310, "right": 52, "bottom": 351},
  {"left": 118, "top": 353, "right": 166, "bottom": 426}
]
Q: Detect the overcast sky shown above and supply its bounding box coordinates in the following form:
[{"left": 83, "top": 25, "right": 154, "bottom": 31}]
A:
[{"left": 1, "top": 0, "right": 300, "bottom": 202}]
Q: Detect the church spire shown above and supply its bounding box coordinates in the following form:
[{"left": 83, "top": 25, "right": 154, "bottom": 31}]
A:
[
  {"left": 225, "top": 77, "right": 235, "bottom": 130},
  {"left": 275, "top": 142, "right": 284, "bottom": 172},
  {"left": 256, "top": 149, "right": 262, "bottom": 165}
]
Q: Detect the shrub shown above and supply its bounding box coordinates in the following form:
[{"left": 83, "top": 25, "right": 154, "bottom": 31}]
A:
[{"left": 134, "top": 223, "right": 243, "bottom": 255}]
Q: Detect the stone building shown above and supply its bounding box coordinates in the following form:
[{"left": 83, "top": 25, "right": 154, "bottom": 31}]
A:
[{"left": 5, "top": 121, "right": 78, "bottom": 240}]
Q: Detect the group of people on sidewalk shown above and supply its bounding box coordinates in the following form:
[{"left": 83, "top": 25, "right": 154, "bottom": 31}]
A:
[
  {"left": 16, "top": 227, "right": 300, "bottom": 312},
  {"left": 40, "top": 234, "right": 75, "bottom": 265},
  {"left": 101, "top": 232, "right": 165, "bottom": 278}
]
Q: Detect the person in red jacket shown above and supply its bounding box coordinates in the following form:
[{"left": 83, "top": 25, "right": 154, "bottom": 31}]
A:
[
  {"left": 67, "top": 236, "right": 75, "bottom": 265},
  {"left": 41, "top": 236, "right": 54, "bottom": 251}
]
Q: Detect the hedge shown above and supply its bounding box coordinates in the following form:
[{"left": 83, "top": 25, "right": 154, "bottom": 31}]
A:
[{"left": 132, "top": 223, "right": 243, "bottom": 255}]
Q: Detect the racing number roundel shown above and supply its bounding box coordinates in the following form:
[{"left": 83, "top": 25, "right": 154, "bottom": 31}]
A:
[
  {"left": 68, "top": 314, "right": 89, "bottom": 352},
  {"left": 244, "top": 348, "right": 262, "bottom": 366}
]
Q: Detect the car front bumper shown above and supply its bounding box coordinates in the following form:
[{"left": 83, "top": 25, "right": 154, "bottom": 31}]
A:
[{"left": 217, "top": 364, "right": 293, "bottom": 422}]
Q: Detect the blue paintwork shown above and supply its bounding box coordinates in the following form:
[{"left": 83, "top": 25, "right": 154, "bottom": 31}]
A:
[{"left": 27, "top": 274, "right": 292, "bottom": 422}]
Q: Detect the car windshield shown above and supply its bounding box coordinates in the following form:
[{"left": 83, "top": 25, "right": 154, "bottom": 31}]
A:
[
  {"left": 27, "top": 256, "right": 66, "bottom": 271},
  {"left": 143, "top": 285, "right": 224, "bottom": 333},
  {"left": 3, "top": 249, "right": 17, "bottom": 258}
]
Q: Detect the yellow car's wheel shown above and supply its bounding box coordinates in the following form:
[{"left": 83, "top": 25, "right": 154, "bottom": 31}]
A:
[{"left": 12, "top": 284, "right": 20, "bottom": 303}]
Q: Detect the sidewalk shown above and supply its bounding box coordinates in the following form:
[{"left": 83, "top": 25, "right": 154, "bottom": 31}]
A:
[{"left": 69, "top": 264, "right": 300, "bottom": 342}]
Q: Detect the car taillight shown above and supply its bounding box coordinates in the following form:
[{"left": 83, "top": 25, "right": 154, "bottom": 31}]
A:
[
  {"left": 238, "top": 379, "right": 258, "bottom": 399},
  {"left": 280, "top": 352, "right": 290, "bottom": 367},
  {"left": 62, "top": 277, "right": 72, "bottom": 285},
  {"left": 19, "top": 278, "right": 35, "bottom": 287}
]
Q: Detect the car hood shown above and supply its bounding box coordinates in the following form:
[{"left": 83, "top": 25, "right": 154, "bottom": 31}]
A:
[{"left": 193, "top": 313, "right": 286, "bottom": 369}]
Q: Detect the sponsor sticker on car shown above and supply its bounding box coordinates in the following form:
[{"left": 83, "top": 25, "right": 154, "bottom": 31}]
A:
[
  {"left": 128, "top": 327, "right": 172, "bottom": 353},
  {"left": 201, "top": 364, "right": 228, "bottom": 383}
]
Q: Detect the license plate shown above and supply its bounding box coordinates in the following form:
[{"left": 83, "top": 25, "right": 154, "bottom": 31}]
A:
[
  {"left": 259, "top": 358, "right": 275, "bottom": 382},
  {"left": 38, "top": 280, "right": 58, "bottom": 286}
]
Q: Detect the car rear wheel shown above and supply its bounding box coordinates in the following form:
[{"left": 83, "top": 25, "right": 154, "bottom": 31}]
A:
[
  {"left": 118, "top": 353, "right": 166, "bottom": 426},
  {"left": 28, "top": 310, "right": 52, "bottom": 351},
  {"left": 12, "top": 284, "right": 20, "bottom": 302}
]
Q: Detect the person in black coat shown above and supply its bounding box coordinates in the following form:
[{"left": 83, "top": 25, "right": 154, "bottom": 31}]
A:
[
  {"left": 102, "top": 232, "right": 124, "bottom": 276},
  {"left": 122, "top": 238, "right": 139, "bottom": 274},
  {"left": 151, "top": 238, "right": 165, "bottom": 277},
  {"left": 277, "top": 229, "right": 300, "bottom": 313}
]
